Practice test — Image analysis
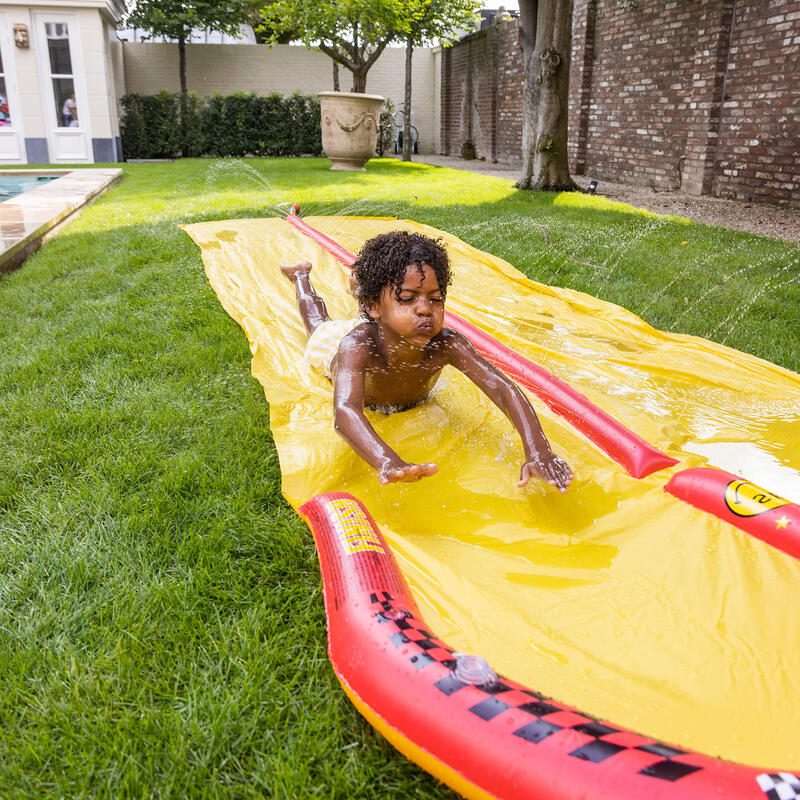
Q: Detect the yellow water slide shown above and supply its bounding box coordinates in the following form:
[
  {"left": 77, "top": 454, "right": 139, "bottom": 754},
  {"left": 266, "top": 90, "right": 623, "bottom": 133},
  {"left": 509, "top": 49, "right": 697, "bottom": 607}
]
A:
[{"left": 183, "top": 215, "right": 800, "bottom": 772}]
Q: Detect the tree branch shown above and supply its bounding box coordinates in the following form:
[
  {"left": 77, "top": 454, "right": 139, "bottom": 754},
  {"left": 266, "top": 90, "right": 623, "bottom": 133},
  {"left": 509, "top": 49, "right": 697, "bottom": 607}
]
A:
[
  {"left": 363, "top": 35, "right": 394, "bottom": 71},
  {"left": 318, "top": 41, "right": 358, "bottom": 74}
]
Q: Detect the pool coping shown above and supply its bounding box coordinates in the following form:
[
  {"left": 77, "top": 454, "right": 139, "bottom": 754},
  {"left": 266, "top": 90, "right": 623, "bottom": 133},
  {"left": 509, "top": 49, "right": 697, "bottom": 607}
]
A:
[{"left": 0, "top": 168, "right": 123, "bottom": 274}]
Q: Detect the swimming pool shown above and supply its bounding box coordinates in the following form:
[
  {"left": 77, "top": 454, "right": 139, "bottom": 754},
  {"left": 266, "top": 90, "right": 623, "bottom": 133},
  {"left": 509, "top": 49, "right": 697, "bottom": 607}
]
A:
[{"left": 0, "top": 173, "right": 59, "bottom": 201}]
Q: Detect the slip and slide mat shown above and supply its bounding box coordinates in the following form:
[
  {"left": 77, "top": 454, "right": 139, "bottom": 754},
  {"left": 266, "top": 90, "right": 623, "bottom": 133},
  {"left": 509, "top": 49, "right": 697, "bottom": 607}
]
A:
[{"left": 183, "top": 214, "right": 800, "bottom": 800}]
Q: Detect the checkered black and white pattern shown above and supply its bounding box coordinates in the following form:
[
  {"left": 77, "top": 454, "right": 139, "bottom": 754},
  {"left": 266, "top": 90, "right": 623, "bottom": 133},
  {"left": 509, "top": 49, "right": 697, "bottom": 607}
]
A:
[
  {"left": 757, "top": 773, "right": 800, "bottom": 800},
  {"left": 370, "top": 592, "right": 704, "bottom": 784}
]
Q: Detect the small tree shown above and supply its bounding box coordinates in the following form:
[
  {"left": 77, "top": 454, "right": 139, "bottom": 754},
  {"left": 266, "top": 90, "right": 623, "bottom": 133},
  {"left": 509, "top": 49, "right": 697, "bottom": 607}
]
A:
[
  {"left": 258, "top": 0, "right": 406, "bottom": 93},
  {"left": 124, "top": 0, "right": 257, "bottom": 97},
  {"left": 400, "top": 0, "right": 480, "bottom": 161},
  {"left": 516, "top": 0, "right": 578, "bottom": 191}
]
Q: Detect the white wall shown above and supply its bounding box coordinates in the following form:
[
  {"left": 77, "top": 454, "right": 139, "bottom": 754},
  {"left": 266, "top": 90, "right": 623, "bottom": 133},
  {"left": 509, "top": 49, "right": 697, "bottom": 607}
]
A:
[
  {"left": 4, "top": 6, "right": 44, "bottom": 141},
  {"left": 0, "top": 5, "right": 122, "bottom": 163},
  {"left": 122, "top": 42, "right": 438, "bottom": 154}
]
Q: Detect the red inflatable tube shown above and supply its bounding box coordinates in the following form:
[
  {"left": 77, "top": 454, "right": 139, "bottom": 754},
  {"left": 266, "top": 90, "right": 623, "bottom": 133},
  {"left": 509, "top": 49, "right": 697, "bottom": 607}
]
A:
[
  {"left": 665, "top": 468, "right": 800, "bottom": 560},
  {"left": 300, "top": 491, "right": 791, "bottom": 800},
  {"left": 441, "top": 312, "right": 678, "bottom": 479},
  {"left": 285, "top": 212, "right": 677, "bottom": 479}
]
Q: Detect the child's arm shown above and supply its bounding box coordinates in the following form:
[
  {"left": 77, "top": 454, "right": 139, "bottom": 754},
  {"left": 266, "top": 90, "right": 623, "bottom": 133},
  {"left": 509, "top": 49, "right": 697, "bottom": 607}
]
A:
[
  {"left": 333, "top": 334, "right": 438, "bottom": 484},
  {"left": 446, "top": 331, "right": 573, "bottom": 492}
]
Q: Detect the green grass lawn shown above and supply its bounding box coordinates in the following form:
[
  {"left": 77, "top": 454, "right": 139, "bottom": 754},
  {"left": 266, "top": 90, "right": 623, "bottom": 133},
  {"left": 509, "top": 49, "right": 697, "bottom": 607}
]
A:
[{"left": 0, "top": 158, "right": 797, "bottom": 798}]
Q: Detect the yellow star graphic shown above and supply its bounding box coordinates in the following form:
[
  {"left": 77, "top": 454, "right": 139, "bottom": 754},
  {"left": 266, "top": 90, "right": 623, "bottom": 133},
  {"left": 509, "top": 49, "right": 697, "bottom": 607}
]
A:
[{"left": 775, "top": 516, "right": 791, "bottom": 530}]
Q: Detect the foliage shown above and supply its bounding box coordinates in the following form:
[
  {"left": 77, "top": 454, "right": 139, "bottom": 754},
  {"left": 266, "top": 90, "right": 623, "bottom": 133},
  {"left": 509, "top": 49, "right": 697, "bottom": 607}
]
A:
[
  {"left": 404, "top": 0, "right": 480, "bottom": 47},
  {"left": 120, "top": 91, "right": 203, "bottom": 158},
  {"left": 124, "top": 0, "right": 255, "bottom": 43},
  {"left": 256, "top": 0, "right": 403, "bottom": 92},
  {"left": 120, "top": 91, "right": 322, "bottom": 159},
  {"left": 258, "top": 0, "right": 479, "bottom": 93}
]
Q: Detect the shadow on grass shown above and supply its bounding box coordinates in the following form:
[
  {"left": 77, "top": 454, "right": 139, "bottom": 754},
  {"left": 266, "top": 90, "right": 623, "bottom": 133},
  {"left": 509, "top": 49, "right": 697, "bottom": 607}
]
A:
[{"left": 4, "top": 154, "right": 799, "bottom": 372}]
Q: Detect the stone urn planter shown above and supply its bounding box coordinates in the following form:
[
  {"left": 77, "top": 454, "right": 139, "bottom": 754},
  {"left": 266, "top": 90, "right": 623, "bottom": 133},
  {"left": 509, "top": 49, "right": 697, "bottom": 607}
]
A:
[{"left": 318, "top": 91, "right": 385, "bottom": 171}]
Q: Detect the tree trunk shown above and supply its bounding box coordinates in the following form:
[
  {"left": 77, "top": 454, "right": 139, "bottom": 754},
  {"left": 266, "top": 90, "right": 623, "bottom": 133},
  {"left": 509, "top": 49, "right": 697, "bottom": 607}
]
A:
[
  {"left": 350, "top": 70, "right": 367, "bottom": 93},
  {"left": 516, "top": 0, "right": 578, "bottom": 191},
  {"left": 333, "top": 60, "right": 340, "bottom": 91},
  {"left": 178, "top": 35, "right": 188, "bottom": 96},
  {"left": 402, "top": 35, "right": 413, "bottom": 162},
  {"left": 178, "top": 35, "right": 188, "bottom": 157}
]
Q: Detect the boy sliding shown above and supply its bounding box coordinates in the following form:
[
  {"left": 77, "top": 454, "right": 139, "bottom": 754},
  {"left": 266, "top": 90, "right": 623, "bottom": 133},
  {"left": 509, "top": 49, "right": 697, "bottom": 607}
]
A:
[{"left": 281, "top": 231, "right": 573, "bottom": 490}]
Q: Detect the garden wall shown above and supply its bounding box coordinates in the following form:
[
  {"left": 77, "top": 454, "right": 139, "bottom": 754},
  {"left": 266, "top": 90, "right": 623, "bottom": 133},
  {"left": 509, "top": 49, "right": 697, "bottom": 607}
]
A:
[
  {"left": 122, "top": 42, "right": 437, "bottom": 155},
  {"left": 441, "top": 1, "right": 800, "bottom": 206}
]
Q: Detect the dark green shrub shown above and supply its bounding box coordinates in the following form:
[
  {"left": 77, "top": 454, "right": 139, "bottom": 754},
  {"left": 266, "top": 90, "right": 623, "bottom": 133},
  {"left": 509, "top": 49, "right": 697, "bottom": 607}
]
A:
[
  {"left": 120, "top": 92, "right": 182, "bottom": 158},
  {"left": 285, "top": 92, "right": 322, "bottom": 157},
  {"left": 121, "top": 91, "right": 323, "bottom": 160},
  {"left": 180, "top": 93, "right": 205, "bottom": 157}
]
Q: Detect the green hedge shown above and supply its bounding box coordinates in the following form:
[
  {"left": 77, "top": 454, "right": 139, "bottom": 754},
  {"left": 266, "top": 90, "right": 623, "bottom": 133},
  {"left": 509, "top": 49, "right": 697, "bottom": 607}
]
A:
[{"left": 120, "top": 91, "right": 323, "bottom": 160}]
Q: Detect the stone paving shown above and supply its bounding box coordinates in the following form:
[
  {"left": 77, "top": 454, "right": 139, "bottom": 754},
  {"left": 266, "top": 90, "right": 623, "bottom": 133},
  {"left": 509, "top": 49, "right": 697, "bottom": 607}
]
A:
[{"left": 0, "top": 168, "right": 122, "bottom": 273}]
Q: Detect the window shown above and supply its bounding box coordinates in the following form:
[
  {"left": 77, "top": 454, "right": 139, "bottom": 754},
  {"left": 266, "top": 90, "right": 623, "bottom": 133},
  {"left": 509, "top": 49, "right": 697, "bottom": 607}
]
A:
[
  {"left": 0, "top": 48, "right": 10, "bottom": 127},
  {"left": 45, "top": 22, "right": 77, "bottom": 128}
]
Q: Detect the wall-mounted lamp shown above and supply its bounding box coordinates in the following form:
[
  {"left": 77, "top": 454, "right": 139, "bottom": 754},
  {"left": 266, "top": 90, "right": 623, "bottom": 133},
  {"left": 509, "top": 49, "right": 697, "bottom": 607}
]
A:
[
  {"left": 13, "top": 24, "right": 29, "bottom": 48},
  {"left": 588, "top": 179, "right": 598, "bottom": 195}
]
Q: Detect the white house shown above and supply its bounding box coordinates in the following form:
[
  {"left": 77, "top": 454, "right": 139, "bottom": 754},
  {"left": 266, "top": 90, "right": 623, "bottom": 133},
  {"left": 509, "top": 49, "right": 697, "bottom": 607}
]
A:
[{"left": 0, "top": 0, "right": 125, "bottom": 164}]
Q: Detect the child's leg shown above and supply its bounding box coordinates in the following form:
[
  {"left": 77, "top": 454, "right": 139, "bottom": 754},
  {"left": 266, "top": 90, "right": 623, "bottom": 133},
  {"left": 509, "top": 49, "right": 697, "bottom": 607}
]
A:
[{"left": 280, "top": 262, "right": 330, "bottom": 336}]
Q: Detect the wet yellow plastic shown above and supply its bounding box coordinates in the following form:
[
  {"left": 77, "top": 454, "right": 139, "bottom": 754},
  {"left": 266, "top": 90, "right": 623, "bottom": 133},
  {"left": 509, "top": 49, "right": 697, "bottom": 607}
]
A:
[{"left": 183, "top": 216, "right": 800, "bottom": 770}]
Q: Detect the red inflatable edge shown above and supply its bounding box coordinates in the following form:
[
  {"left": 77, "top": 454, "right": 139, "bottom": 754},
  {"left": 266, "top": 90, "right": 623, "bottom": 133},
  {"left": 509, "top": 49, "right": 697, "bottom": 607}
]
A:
[
  {"left": 285, "top": 212, "right": 677, "bottom": 479},
  {"left": 299, "top": 491, "right": 787, "bottom": 800},
  {"left": 665, "top": 468, "right": 800, "bottom": 560}
]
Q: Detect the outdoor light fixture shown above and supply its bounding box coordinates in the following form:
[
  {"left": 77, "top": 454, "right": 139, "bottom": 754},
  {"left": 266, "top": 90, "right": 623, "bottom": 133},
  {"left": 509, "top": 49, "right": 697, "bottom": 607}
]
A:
[
  {"left": 13, "top": 24, "right": 29, "bottom": 48},
  {"left": 588, "top": 179, "right": 598, "bottom": 195}
]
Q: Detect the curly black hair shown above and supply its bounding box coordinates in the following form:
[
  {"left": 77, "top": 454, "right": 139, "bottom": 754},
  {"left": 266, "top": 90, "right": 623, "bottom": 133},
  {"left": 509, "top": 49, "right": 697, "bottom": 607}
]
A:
[{"left": 352, "top": 231, "right": 452, "bottom": 319}]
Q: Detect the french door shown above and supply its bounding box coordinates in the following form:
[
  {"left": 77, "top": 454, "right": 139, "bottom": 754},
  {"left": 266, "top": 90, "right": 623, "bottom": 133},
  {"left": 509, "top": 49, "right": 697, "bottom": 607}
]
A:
[{"left": 34, "top": 13, "right": 91, "bottom": 162}]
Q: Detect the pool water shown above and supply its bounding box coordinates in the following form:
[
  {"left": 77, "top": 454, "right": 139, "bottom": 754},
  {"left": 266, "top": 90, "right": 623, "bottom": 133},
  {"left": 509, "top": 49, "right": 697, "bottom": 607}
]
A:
[{"left": 0, "top": 174, "right": 59, "bottom": 201}]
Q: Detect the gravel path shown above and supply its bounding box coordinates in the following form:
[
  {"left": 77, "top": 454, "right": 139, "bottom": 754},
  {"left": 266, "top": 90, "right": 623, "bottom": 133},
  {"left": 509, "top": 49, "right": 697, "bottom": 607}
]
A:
[{"left": 403, "top": 154, "right": 800, "bottom": 246}]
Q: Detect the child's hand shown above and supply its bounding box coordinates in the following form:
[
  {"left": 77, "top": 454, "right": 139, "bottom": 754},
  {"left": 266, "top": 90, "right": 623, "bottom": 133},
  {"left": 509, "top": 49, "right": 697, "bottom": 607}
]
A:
[
  {"left": 518, "top": 452, "right": 573, "bottom": 493},
  {"left": 378, "top": 460, "right": 438, "bottom": 484}
]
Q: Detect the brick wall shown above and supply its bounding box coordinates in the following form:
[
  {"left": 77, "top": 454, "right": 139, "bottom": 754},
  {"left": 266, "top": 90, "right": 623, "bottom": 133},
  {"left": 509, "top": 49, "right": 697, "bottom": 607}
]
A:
[
  {"left": 712, "top": 0, "right": 800, "bottom": 204},
  {"left": 441, "top": 1, "right": 800, "bottom": 205},
  {"left": 496, "top": 21, "right": 525, "bottom": 164},
  {"left": 441, "top": 20, "right": 522, "bottom": 163}
]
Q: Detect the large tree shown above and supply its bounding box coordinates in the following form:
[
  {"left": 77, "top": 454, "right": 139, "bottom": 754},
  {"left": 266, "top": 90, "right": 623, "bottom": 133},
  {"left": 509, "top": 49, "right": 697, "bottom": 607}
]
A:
[
  {"left": 516, "top": 0, "right": 578, "bottom": 191},
  {"left": 400, "top": 0, "right": 480, "bottom": 161},
  {"left": 258, "top": 0, "right": 406, "bottom": 93},
  {"left": 125, "top": 0, "right": 256, "bottom": 96}
]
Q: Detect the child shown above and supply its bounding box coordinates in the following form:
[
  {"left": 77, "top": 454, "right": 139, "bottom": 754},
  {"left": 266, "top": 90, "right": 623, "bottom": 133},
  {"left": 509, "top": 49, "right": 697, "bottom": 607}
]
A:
[{"left": 281, "top": 231, "right": 573, "bottom": 490}]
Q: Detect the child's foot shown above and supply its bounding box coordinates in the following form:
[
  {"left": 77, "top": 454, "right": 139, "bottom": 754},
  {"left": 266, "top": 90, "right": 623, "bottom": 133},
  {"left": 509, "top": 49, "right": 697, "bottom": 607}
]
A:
[{"left": 280, "top": 261, "right": 313, "bottom": 282}]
